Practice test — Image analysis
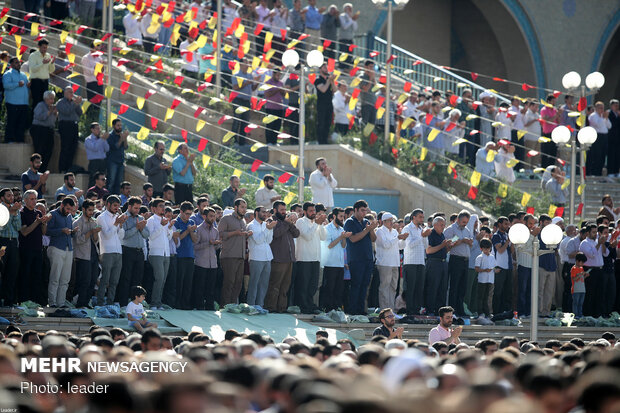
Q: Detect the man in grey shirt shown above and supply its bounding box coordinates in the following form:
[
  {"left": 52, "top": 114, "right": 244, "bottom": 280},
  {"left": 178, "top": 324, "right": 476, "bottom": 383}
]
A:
[
  {"left": 56, "top": 86, "right": 83, "bottom": 173},
  {"left": 320, "top": 5, "right": 340, "bottom": 59},
  {"left": 118, "top": 196, "right": 150, "bottom": 305},
  {"left": 360, "top": 60, "right": 377, "bottom": 125},
  {"left": 144, "top": 141, "right": 172, "bottom": 197},
  {"left": 444, "top": 210, "right": 473, "bottom": 316}
]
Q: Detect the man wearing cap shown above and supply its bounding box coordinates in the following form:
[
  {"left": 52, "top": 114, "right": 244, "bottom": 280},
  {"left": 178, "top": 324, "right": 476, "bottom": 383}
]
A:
[{"left": 375, "top": 212, "right": 408, "bottom": 309}]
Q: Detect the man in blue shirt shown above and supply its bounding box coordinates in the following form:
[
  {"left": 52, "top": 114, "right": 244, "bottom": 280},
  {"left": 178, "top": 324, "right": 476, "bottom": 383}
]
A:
[
  {"left": 55, "top": 173, "right": 85, "bottom": 207},
  {"left": 343, "top": 200, "right": 377, "bottom": 315},
  {"left": 304, "top": 0, "right": 325, "bottom": 50},
  {"left": 2, "top": 57, "right": 30, "bottom": 143},
  {"left": 46, "top": 197, "right": 77, "bottom": 307},
  {"left": 174, "top": 201, "right": 198, "bottom": 309},
  {"left": 84, "top": 122, "right": 110, "bottom": 188},
  {"left": 320, "top": 207, "right": 351, "bottom": 311},
  {"left": 106, "top": 119, "right": 129, "bottom": 195},
  {"left": 22, "top": 153, "right": 49, "bottom": 199},
  {"left": 231, "top": 58, "right": 258, "bottom": 145},
  {"left": 172, "top": 143, "right": 197, "bottom": 204}
]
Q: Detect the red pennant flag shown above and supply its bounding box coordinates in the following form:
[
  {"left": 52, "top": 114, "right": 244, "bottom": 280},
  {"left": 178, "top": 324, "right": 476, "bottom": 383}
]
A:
[
  {"left": 526, "top": 207, "right": 535, "bottom": 215},
  {"left": 117, "top": 58, "right": 129, "bottom": 67},
  {"left": 155, "top": 4, "right": 165, "bottom": 14},
  {"left": 522, "top": 83, "right": 534, "bottom": 91},
  {"left": 244, "top": 124, "right": 258, "bottom": 133},
  {"left": 527, "top": 150, "right": 539, "bottom": 157},
  {"left": 154, "top": 59, "right": 164, "bottom": 73},
  {"left": 8, "top": 27, "right": 18, "bottom": 36},
  {"left": 280, "top": 28, "right": 287, "bottom": 40},
  {"left": 89, "top": 94, "right": 104, "bottom": 104},
  {"left": 257, "top": 99, "right": 267, "bottom": 111},
  {"left": 194, "top": 107, "right": 204, "bottom": 118},
  {"left": 349, "top": 44, "right": 357, "bottom": 52},
  {"left": 386, "top": 54, "right": 396, "bottom": 64},
  {"left": 493, "top": 77, "right": 506, "bottom": 82},
  {"left": 120, "top": 81, "right": 130, "bottom": 94},
  {"left": 151, "top": 117, "right": 158, "bottom": 129},
  {"left": 251, "top": 96, "right": 258, "bottom": 110},
  {"left": 446, "top": 122, "right": 456, "bottom": 132},
  {"left": 322, "top": 40, "right": 332, "bottom": 49},
  {"left": 253, "top": 23, "right": 264, "bottom": 36},
  {"left": 470, "top": 130, "right": 480, "bottom": 135},
  {"left": 218, "top": 115, "right": 230, "bottom": 125},
  {"left": 180, "top": 129, "right": 188, "bottom": 143},
  {"left": 285, "top": 107, "right": 296, "bottom": 117},
  {"left": 375, "top": 96, "right": 385, "bottom": 110},
  {"left": 168, "top": 1, "right": 176, "bottom": 12},
  {"left": 279, "top": 172, "right": 293, "bottom": 183},
  {"left": 404, "top": 82, "right": 412, "bottom": 92},
  {"left": 449, "top": 95, "right": 459, "bottom": 106},
  {"left": 197, "top": 138, "right": 208, "bottom": 152},
  {"left": 369, "top": 132, "right": 378, "bottom": 145},
  {"left": 379, "top": 75, "right": 386, "bottom": 84},
  {"left": 578, "top": 97, "right": 587, "bottom": 112},
  {"left": 227, "top": 60, "right": 236, "bottom": 71},
  {"left": 349, "top": 116, "right": 355, "bottom": 130},
  {"left": 144, "top": 89, "right": 156, "bottom": 99},
  {"left": 197, "top": 82, "right": 209, "bottom": 92},
  {"left": 557, "top": 158, "right": 566, "bottom": 166},
  {"left": 1, "top": 8, "right": 10, "bottom": 18},
  {"left": 50, "top": 19, "right": 62, "bottom": 26},
  {"left": 154, "top": 43, "right": 164, "bottom": 52},
  {"left": 576, "top": 203, "right": 583, "bottom": 216},
  {"left": 65, "top": 43, "right": 73, "bottom": 55},
  {"left": 71, "top": 84, "right": 80, "bottom": 93},
  {"left": 392, "top": 147, "right": 398, "bottom": 158},
  {"left": 467, "top": 186, "right": 478, "bottom": 200},
  {"left": 351, "top": 88, "right": 360, "bottom": 99},
  {"left": 289, "top": 73, "right": 299, "bottom": 80},
  {"left": 308, "top": 73, "right": 316, "bottom": 84},
  {"left": 170, "top": 98, "right": 181, "bottom": 110},
  {"left": 471, "top": 72, "right": 478, "bottom": 81},
  {"left": 263, "top": 39, "right": 272, "bottom": 52},
  {"left": 451, "top": 166, "right": 458, "bottom": 179},
  {"left": 19, "top": 45, "right": 28, "bottom": 56},
  {"left": 555, "top": 207, "right": 564, "bottom": 217},
  {"left": 101, "top": 33, "right": 112, "bottom": 42},
  {"left": 298, "top": 33, "right": 310, "bottom": 41},
  {"left": 118, "top": 104, "right": 129, "bottom": 114},
  {"left": 369, "top": 51, "right": 379, "bottom": 58},
  {"left": 163, "top": 18, "right": 174, "bottom": 28},
  {"left": 230, "top": 16, "right": 240, "bottom": 31},
  {"left": 425, "top": 113, "right": 433, "bottom": 125},
  {"left": 76, "top": 25, "right": 89, "bottom": 34},
  {"left": 228, "top": 91, "right": 238, "bottom": 102},
  {"left": 553, "top": 90, "right": 562, "bottom": 98},
  {"left": 251, "top": 159, "right": 263, "bottom": 172},
  {"left": 96, "top": 72, "right": 104, "bottom": 85},
  {"left": 24, "top": 12, "right": 37, "bottom": 21},
  {"left": 188, "top": 26, "right": 199, "bottom": 39},
  {"left": 349, "top": 67, "right": 360, "bottom": 76},
  {"left": 412, "top": 59, "right": 423, "bottom": 66},
  {"left": 174, "top": 75, "right": 184, "bottom": 86},
  {"left": 176, "top": 13, "right": 186, "bottom": 23},
  {"left": 327, "top": 58, "right": 335, "bottom": 72}
]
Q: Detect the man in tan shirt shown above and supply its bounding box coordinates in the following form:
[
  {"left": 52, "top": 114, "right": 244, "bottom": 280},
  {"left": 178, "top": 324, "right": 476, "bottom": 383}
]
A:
[
  {"left": 218, "top": 198, "right": 253, "bottom": 305},
  {"left": 28, "top": 39, "right": 55, "bottom": 111}
]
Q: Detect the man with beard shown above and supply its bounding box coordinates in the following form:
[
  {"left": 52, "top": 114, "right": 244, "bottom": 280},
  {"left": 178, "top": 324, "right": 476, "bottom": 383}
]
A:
[
  {"left": 320, "top": 207, "right": 351, "bottom": 311},
  {"left": 118, "top": 197, "right": 150, "bottom": 306},
  {"left": 46, "top": 197, "right": 76, "bottom": 307},
  {"left": 255, "top": 175, "right": 281, "bottom": 209},
  {"left": 106, "top": 119, "right": 129, "bottom": 195},
  {"left": 56, "top": 86, "right": 83, "bottom": 173},
  {"left": 309, "top": 158, "right": 338, "bottom": 211},
  {"left": 428, "top": 306, "right": 462, "bottom": 344},
  {"left": 579, "top": 224, "right": 609, "bottom": 317},
  {"left": 598, "top": 195, "right": 620, "bottom": 223},
  {"left": 147, "top": 199, "right": 174, "bottom": 310},
  {"left": 218, "top": 199, "right": 252, "bottom": 305},
  {"left": 402, "top": 209, "right": 431, "bottom": 316},
  {"left": 221, "top": 175, "right": 247, "bottom": 209},
  {"left": 193, "top": 207, "right": 220, "bottom": 310},
  {"left": 84, "top": 122, "right": 110, "bottom": 188},
  {"left": 55, "top": 173, "right": 84, "bottom": 207},
  {"left": 73, "top": 199, "right": 101, "bottom": 308},
  {"left": 373, "top": 308, "right": 403, "bottom": 339},
  {"left": 22, "top": 153, "right": 49, "bottom": 200},
  {"left": 144, "top": 142, "right": 172, "bottom": 198},
  {"left": 247, "top": 206, "right": 277, "bottom": 308},
  {"left": 314, "top": 63, "right": 337, "bottom": 144},
  {"left": 0, "top": 188, "right": 22, "bottom": 306},
  {"left": 174, "top": 201, "right": 198, "bottom": 309},
  {"left": 515, "top": 214, "right": 540, "bottom": 317},
  {"left": 96, "top": 196, "right": 127, "bottom": 306},
  {"left": 265, "top": 201, "right": 300, "bottom": 312},
  {"left": 295, "top": 202, "right": 327, "bottom": 313}
]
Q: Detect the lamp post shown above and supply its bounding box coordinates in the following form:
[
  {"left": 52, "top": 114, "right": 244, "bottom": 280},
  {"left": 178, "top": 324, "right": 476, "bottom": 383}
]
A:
[
  {"left": 371, "top": 0, "right": 410, "bottom": 147},
  {"left": 509, "top": 223, "right": 563, "bottom": 341},
  {"left": 282, "top": 49, "right": 324, "bottom": 202},
  {"left": 215, "top": 0, "right": 222, "bottom": 96},
  {"left": 561, "top": 71, "right": 605, "bottom": 224},
  {"left": 577, "top": 126, "right": 598, "bottom": 222}
]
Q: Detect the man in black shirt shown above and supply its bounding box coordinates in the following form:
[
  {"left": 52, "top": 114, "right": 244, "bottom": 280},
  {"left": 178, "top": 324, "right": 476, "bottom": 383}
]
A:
[
  {"left": 372, "top": 307, "right": 403, "bottom": 339},
  {"left": 314, "top": 63, "right": 337, "bottom": 145},
  {"left": 425, "top": 216, "right": 452, "bottom": 316}
]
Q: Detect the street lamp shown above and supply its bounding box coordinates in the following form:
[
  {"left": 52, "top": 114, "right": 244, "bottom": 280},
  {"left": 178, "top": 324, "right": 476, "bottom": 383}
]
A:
[
  {"left": 577, "top": 126, "right": 598, "bottom": 221},
  {"left": 372, "top": 0, "right": 410, "bottom": 148},
  {"left": 283, "top": 48, "right": 324, "bottom": 202},
  {"left": 509, "top": 223, "right": 563, "bottom": 341},
  {"left": 561, "top": 71, "right": 605, "bottom": 225}
]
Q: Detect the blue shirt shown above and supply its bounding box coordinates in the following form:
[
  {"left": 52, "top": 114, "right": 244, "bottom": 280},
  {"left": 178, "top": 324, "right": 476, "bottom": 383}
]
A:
[
  {"left": 322, "top": 222, "right": 345, "bottom": 268},
  {"left": 120, "top": 194, "right": 129, "bottom": 206},
  {"left": 304, "top": 5, "right": 323, "bottom": 29},
  {"left": 191, "top": 212, "right": 204, "bottom": 226},
  {"left": 47, "top": 208, "right": 73, "bottom": 251},
  {"left": 174, "top": 217, "right": 195, "bottom": 258},
  {"left": 84, "top": 133, "right": 110, "bottom": 160},
  {"left": 2, "top": 69, "right": 29, "bottom": 105},
  {"left": 106, "top": 130, "right": 125, "bottom": 165},
  {"left": 424, "top": 117, "right": 444, "bottom": 150},
  {"left": 492, "top": 231, "right": 512, "bottom": 269},
  {"left": 21, "top": 169, "right": 43, "bottom": 199},
  {"left": 538, "top": 234, "right": 557, "bottom": 271},
  {"left": 233, "top": 71, "right": 253, "bottom": 100},
  {"left": 344, "top": 216, "right": 373, "bottom": 262},
  {"left": 55, "top": 185, "right": 84, "bottom": 206},
  {"left": 172, "top": 154, "right": 194, "bottom": 184}
]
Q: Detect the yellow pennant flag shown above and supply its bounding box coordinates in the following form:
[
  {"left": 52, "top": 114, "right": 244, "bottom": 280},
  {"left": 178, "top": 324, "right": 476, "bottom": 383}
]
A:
[
  {"left": 94, "top": 63, "right": 103, "bottom": 76},
  {"left": 397, "top": 93, "right": 409, "bottom": 105},
  {"left": 243, "top": 41, "right": 251, "bottom": 55},
  {"left": 124, "top": 72, "right": 133, "bottom": 81},
  {"left": 136, "top": 97, "right": 145, "bottom": 110},
  {"left": 338, "top": 53, "right": 348, "bottom": 62},
  {"left": 427, "top": 128, "right": 440, "bottom": 142},
  {"left": 264, "top": 31, "right": 274, "bottom": 46},
  {"left": 534, "top": 167, "right": 546, "bottom": 173},
  {"left": 283, "top": 192, "right": 296, "bottom": 205},
  {"left": 186, "top": 42, "right": 199, "bottom": 52},
  {"left": 196, "top": 119, "right": 206, "bottom": 132},
  {"left": 402, "top": 118, "right": 415, "bottom": 129},
  {"left": 15, "top": 35, "right": 21, "bottom": 50},
  {"left": 376, "top": 107, "right": 385, "bottom": 120},
  {"left": 447, "top": 161, "right": 457, "bottom": 175},
  {"left": 168, "top": 140, "right": 181, "bottom": 155},
  {"left": 108, "top": 113, "right": 117, "bottom": 129},
  {"left": 119, "top": 47, "right": 132, "bottom": 55},
  {"left": 237, "top": 76, "right": 244, "bottom": 88},
  {"left": 235, "top": 106, "right": 249, "bottom": 114},
  {"left": 363, "top": 123, "right": 374, "bottom": 137},
  {"left": 420, "top": 147, "right": 428, "bottom": 161},
  {"left": 202, "top": 154, "right": 211, "bottom": 169},
  {"left": 540, "top": 99, "right": 553, "bottom": 108},
  {"left": 318, "top": 46, "right": 324, "bottom": 52},
  {"left": 577, "top": 114, "right": 585, "bottom": 128},
  {"left": 31, "top": 23, "right": 39, "bottom": 37},
  {"left": 262, "top": 115, "right": 278, "bottom": 124},
  {"left": 208, "top": 15, "right": 217, "bottom": 29},
  {"left": 165, "top": 108, "right": 175, "bottom": 121},
  {"left": 548, "top": 204, "right": 557, "bottom": 217},
  {"left": 81, "top": 101, "right": 91, "bottom": 113},
  {"left": 452, "top": 138, "right": 468, "bottom": 146},
  {"left": 466, "top": 114, "right": 478, "bottom": 121},
  {"left": 521, "top": 192, "right": 531, "bottom": 207},
  {"left": 67, "top": 53, "right": 75, "bottom": 64},
  {"left": 252, "top": 56, "right": 260, "bottom": 70},
  {"left": 265, "top": 49, "right": 276, "bottom": 62},
  {"left": 209, "top": 97, "right": 223, "bottom": 106},
  {"left": 350, "top": 77, "right": 361, "bottom": 88},
  {"left": 348, "top": 97, "right": 358, "bottom": 112},
  {"left": 517, "top": 130, "right": 526, "bottom": 140},
  {"left": 105, "top": 86, "right": 114, "bottom": 99},
  {"left": 67, "top": 72, "right": 81, "bottom": 79},
  {"left": 371, "top": 84, "right": 382, "bottom": 93},
  {"left": 538, "top": 136, "right": 551, "bottom": 143},
  {"left": 492, "top": 121, "right": 503, "bottom": 128},
  {"left": 577, "top": 184, "right": 585, "bottom": 195},
  {"left": 506, "top": 158, "right": 519, "bottom": 168},
  {"left": 233, "top": 169, "right": 243, "bottom": 178},
  {"left": 470, "top": 171, "right": 481, "bottom": 187},
  {"left": 333, "top": 70, "right": 341, "bottom": 81},
  {"left": 234, "top": 23, "right": 245, "bottom": 38},
  {"left": 196, "top": 34, "right": 208, "bottom": 48},
  {"left": 290, "top": 154, "right": 299, "bottom": 168},
  {"left": 353, "top": 57, "right": 361, "bottom": 66},
  {"left": 561, "top": 178, "right": 570, "bottom": 190},
  {"left": 60, "top": 31, "right": 68, "bottom": 44},
  {"left": 288, "top": 39, "right": 300, "bottom": 49},
  {"left": 223, "top": 131, "right": 235, "bottom": 143},
  {"left": 137, "top": 127, "right": 149, "bottom": 140},
  {"left": 498, "top": 183, "right": 508, "bottom": 198},
  {"left": 250, "top": 142, "right": 265, "bottom": 152},
  {"left": 486, "top": 149, "right": 497, "bottom": 162}
]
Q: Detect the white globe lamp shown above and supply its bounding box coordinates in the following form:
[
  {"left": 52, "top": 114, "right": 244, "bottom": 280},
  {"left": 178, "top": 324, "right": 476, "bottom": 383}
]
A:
[
  {"left": 577, "top": 126, "right": 598, "bottom": 145},
  {"left": 551, "top": 125, "right": 571, "bottom": 144},
  {"left": 561, "top": 71, "right": 581, "bottom": 90},
  {"left": 541, "top": 224, "right": 563, "bottom": 247},
  {"left": 282, "top": 49, "right": 299, "bottom": 69},
  {"left": 508, "top": 223, "right": 530, "bottom": 245},
  {"left": 585, "top": 72, "right": 605, "bottom": 90},
  {"left": 306, "top": 50, "right": 324, "bottom": 68}
]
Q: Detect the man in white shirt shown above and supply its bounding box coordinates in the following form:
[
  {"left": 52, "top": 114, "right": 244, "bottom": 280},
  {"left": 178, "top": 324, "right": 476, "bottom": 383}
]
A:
[
  {"left": 254, "top": 174, "right": 281, "bottom": 209},
  {"left": 96, "top": 196, "right": 127, "bottom": 306},
  {"left": 375, "top": 212, "right": 408, "bottom": 310},
  {"left": 123, "top": 11, "right": 143, "bottom": 45},
  {"left": 579, "top": 223, "right": 609, "bottom": 317},
  {"left": 147, "top": 199, "right": 174, "bottom": 309},
  {"left": 587, "top": 101, "right": 612, "bottom": 176},
  {"left": 247, "top": 206, "right": 277, "bottom": 307},
  {"left": 332, "top": 82, "right": 352, "bottom": 136},
  {"left": 338, "top": 3, "right": 358, "bottom": 70},
  {"left": 309, "top": 157, "right": 337, "bottom": 211},
  {"left": 179, "top": 37, "right": 200, "bottom": 80},
  {"left": 80, "top": 43, "right": 103, "bottom": 116},
  {"left": 140, "top": 11, "right": 161, "bottom": 54},
  {"left": 558, "top": 224, "right": 577, "bottom": 312},
  {"left": 523, "top": 100, "right": 542, "bottom": 168},
  {"left": 402, "top": 209, "right": 431, "bottom": 315},
  {"left": 295, "top": 202, "right": 327, "bottom": 313},
  {"left": 320, "top": 207, "right": 351, "bottom": 311}
]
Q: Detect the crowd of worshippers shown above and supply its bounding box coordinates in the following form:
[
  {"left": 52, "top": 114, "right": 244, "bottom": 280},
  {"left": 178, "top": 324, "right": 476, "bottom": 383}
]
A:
[
  {"left": 1, "top": 149, "right": 619, "bottom": 323},
  {"left": 0, "top": 322, "right": 619, "bottom": 413}
]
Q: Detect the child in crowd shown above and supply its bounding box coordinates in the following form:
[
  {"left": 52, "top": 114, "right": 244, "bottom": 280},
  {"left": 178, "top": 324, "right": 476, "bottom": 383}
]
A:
[
  {"left": 126, "top": 286, "right": 157, "bottom": 332},
  {"left": 475, "top": 238, "right": 500, "bottom": 317},
  {"left": 571, "top": 253, "right": 589, "bottom": 318}
]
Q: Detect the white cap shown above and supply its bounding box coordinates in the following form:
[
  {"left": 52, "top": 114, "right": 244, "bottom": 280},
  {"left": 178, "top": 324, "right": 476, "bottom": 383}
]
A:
[
  {"left": 551, "top": 217, "right": 564, "bottom": 225},
  {"left": 382, "top": 212, "right": 395, "bottom": 221},
  {"left": 479, "top": 91, "right": 491, "bottom": 99},
  {"left": 223, "top": 208, "right": 234, "bottom": 216}
]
